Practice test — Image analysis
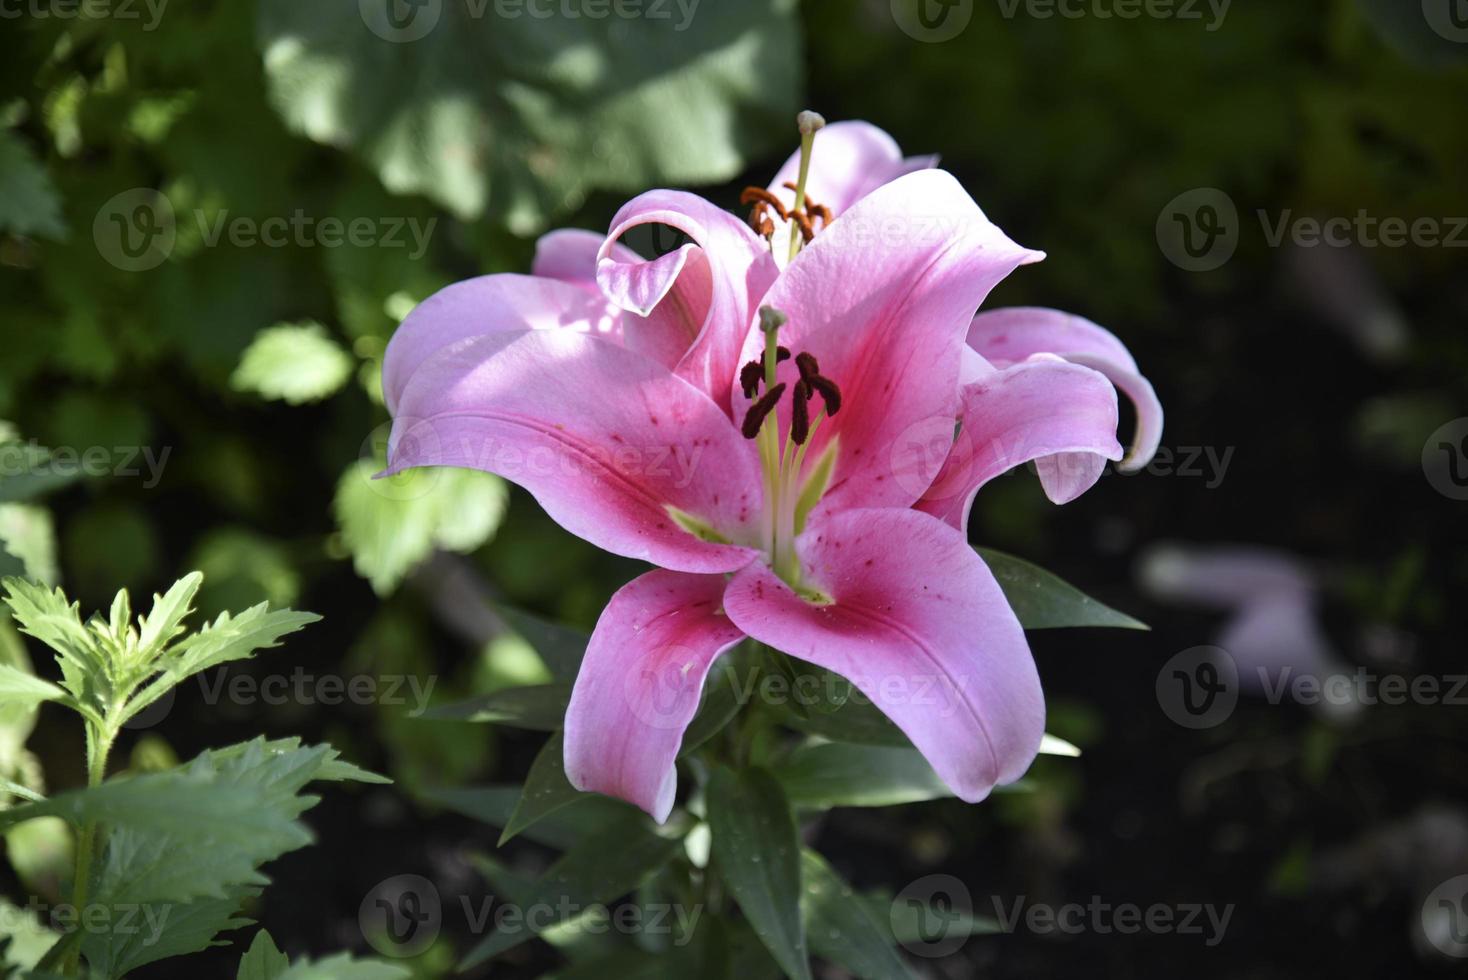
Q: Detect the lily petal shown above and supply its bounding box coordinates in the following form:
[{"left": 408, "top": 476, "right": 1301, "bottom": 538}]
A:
[
  {"left": 532, "top": 228, "right": 641, "bottom": 290},
  {"left": 744, "top": 169, "right": 1045, "bottom": 516},
  {"left": 917, "top": 356, "right": 1124, "bottom": 532},
  {"left": 597, "top": 190, "right": 780, "bottom": 413},
  {"left": 382, "top": 274, "right": 617, "bottom": 415},
  {"left": 723, "top": 508, "right": 1045, "bottom": 801},
  {"left": 565, "top": 569, "right": 747, "bottom": 823},
  {"left": 968, "top": 308, "right": 1163, "bottom": 470},
  {"left": 387, "top": 329, "right": 763, "bottom": 573}
]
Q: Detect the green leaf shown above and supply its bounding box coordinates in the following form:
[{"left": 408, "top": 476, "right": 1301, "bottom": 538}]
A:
[
  {"left": 81, "top": 886, "right": 256, "bottom": 977},
  {"left": 800, "top": 851, "right": 916, "bottom": 980},
  {"left": 0, "top": 444, "right": 80, "bottom": 504},
  {"left": 0, "top": 663, "right": 65, "bottom": 712},
  {"left": 707, "top": 766, "right": 811, "bottom": 980},
  {"left": 779, "top": 695, "right": 907, "bottom": 748},
  {"left": 499, "top": 731, "right": 592, "bottom": 845},
  {"left": 421, "top": 785, "right": 627, "bottom": 851},
  {"left": 121, "top": 602, "right": 319, "bottom": 725},
  {"left": 0, "top": 131, "right": 66, "bottom": 240},
  {"left": 237, "top": 929, "right": 410, "bottom": 980},
  {"left": 0, "top": 576, "right": 109, "bottom": 719},
  {"left": 422, "top": 682, "right": 570, "bottom": 728},
  {"left": 774, "top": 743, "right": 950, "bottom": 809},
  {"left": 237, "top": 931, "right": 291, "bottom": 980},
  {"left": 257, "top": 0, "right": 801, "bottom": 233},
  {"left": 977, "top": 548, "right": 1148, "bottom": 630},
  {"left": 136, "top": 571, "right": 204, "bottom": 654},
  {"left": 461, "top": 810, "right": 685, "bottom": 968},
  {"left": 680, "top": 655, "right": 747, "bottom": 757},
  {"left": 335, "top": 461, "right": 507, "bottom": 595},
  {"left": 496, "top": 606, "right": 589, "bottom": 683},
  {"left": 231, "top": 322, "right": 355, "bottom": 405}
]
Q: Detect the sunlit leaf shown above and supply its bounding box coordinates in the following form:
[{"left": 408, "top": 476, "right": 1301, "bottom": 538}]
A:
[{"left": 231, "top": 322, "right": 354, "bottom": 405}]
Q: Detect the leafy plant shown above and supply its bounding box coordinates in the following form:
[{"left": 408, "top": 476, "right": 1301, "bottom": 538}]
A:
[
  {"left": 0, "top": 573, "right": 405, "bottom": 978},
  {"left": 420, "top": 561, "right": 1139, "bottom": 977}
]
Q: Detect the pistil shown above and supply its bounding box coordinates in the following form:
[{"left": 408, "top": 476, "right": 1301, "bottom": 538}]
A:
[{"left": 739, "top": 305, "right": 842, "bottom": 589}]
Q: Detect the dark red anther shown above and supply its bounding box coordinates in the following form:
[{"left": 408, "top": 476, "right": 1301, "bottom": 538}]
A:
[
  {"left": 739, "top": 360, "right": 764, "bottom": 400},
  {"left": 792, "top": 211, "right": 815, "bottom": 243},
  {"left": 791, "top": 380, "right": 811, "bottom": 445},
  {"left": 794, "top": 351, "right": 841, "bottom": 416},
  {"left": 741, "top": 383, "right": 786, "bottom": 439},
  {"left": 807, "top": 375, "right": 842, "bottom": 416},
  {"left": 776, "top": 346, "right": 791, "bottom": 363}
]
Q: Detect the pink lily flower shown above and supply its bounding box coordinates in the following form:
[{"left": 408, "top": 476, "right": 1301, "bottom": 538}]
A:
[{"left": 381, "top": 119, "right": 1161, "bottom": 822}]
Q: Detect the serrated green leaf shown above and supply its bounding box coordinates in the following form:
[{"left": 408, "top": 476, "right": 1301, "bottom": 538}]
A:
[
  {"left": 121, "top": 603, "right": 319, "bottom": 725},
  {"left": 461, "top": 810, "right": 684, "bottom": 968},
  {"left": 707, "top": 767, "right": 811, "bottom": 980},
  {"left": 977, "top": 548, "right": 1148, "bottom": 630},
  {"left": 136, "top": 571, "right": 203, "bottom": 654},
  {"left": 774, "top": 743, "right": 950, "bottom": 810},
  {"left": 81, "top": 886, "right": 257, "bottom": 978},
  {"left": 801, "top": 851, "right": 916, "bottom": 980},
  {"left": 422, "top": 682, "right": 570, "bottom": 728},
  {"left": 231, "top": 323, "right": 354, "bottom": 405},
  {"left": 0, "top": 576, "right": 109, "bottom": 719},
  {"left": 257, "top": 0, "right": 800, "bottom": 233},
  {"left": 275, "top": 957, "right": 411, "bottom": 980},
  {"left": 238, "top": 930, "right": 291, "bottom": 980}
]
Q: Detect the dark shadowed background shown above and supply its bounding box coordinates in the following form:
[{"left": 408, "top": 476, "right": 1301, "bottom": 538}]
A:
[{"left": 2, "top": 0, "right": 1466, "bottom": 976}]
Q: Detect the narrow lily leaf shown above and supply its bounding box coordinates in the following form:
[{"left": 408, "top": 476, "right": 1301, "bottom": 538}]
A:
[
  {"left": 882, "top": 895, "right": 1002, "bottom": 944},
  {"left": 976, "top": 548, "right": 1148, "bottom": 630},
  {"left": 779, "top": 696, "right": 907, "bottom": 748},
  {"left": 774, "top": 744, "right": 950, "bottom": 809},
  {"left": 461, "top": 811, "right": 685, "bottom": 968},
  {"left": 0, "top": 663, "right": 65, "bottom": 712},
  {"left": 801, "top": 850, "right": 917, "bottom": 980},
  {"left": 680, "top": 656, "right": 747, "bottom": 757},
  {"left": 708, "top": 766, "right": 811, "bottom": 980},
  {"left": 497, "top": 606, "right": 589, "bottom": 683},
  {"left": 421, "top": 683, "right": 570, "bottom": 729},
  {"left": 421, "top": 785, "right": 629, "bottom": 851},
  {"left": 499, "top": 731, "right": 589, "bottom": 845}
]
